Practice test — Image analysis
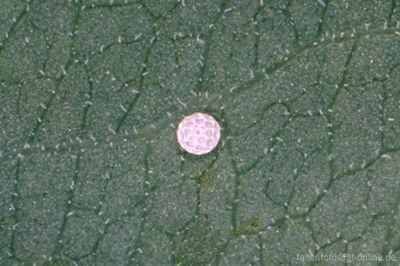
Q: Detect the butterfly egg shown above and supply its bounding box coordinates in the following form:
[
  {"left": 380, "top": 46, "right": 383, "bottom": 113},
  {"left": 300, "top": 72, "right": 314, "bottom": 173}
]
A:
[{"left": 177, "top": 112, "right": 221, "bottom": 155}]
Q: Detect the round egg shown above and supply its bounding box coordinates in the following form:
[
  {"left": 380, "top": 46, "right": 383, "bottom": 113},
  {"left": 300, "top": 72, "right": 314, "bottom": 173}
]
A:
[{"left": 176, "top": 112, "right": 221, "bottom": 155}]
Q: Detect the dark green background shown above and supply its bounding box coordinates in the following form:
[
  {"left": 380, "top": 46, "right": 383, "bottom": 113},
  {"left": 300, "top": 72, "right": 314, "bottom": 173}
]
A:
[{"left": 1, "top": 0, "right": 400, "bottom": 265}]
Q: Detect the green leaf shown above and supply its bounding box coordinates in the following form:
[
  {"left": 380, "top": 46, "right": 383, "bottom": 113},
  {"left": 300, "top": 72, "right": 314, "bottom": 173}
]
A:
[{"left": 1, "top": 0, "right": 400, "bottom": 265}]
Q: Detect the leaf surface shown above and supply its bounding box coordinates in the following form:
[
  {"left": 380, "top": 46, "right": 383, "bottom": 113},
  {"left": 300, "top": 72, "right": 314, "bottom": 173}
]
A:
[{"left": 1, "top": 0, "right": 400, "bottom": 265}]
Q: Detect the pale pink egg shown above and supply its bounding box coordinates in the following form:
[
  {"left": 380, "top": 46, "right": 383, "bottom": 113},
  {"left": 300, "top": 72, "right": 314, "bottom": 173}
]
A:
[{"left": 177, "top": 112, "right": 221, "bottom": 155}]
